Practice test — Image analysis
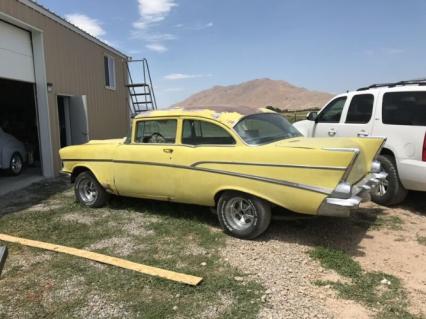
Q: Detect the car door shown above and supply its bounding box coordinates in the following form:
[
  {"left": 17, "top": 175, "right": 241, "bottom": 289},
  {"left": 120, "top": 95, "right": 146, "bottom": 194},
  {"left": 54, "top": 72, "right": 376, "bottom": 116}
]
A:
[
  {"left": 171, "top": 118, "right": 237, "bottom": 205},
  {"left": 312, "top": 96, "right": 348, "bottom": 137},
  {"left": 338, "top": 93, "right": 376, "bottom": 137},
  {"left": 113, "top": 118, "right": 178, "bottom": 200}
]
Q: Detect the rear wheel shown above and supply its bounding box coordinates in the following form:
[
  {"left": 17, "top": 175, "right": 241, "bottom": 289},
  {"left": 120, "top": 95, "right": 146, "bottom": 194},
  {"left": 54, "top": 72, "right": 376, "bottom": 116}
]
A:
[
  {"left": 74, "top": 171, "right": 109, "bottom": 208},
  {"left": 371, "top": 155, "right": 407, "bottom": 206},
  {"left": 9, "top": 152, "right": 23, "bottom": 176},
  {"left": 217, "top": 191, "right": 271, "bottom": 239}
]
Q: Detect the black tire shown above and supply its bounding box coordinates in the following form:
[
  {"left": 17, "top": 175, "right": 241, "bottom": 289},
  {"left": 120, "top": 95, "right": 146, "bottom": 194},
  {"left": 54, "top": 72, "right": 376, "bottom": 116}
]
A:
[
  {"left": 9, "top": 152, "right": 23, "bottom": 176},
  {"left": 217, "top": 191, "right": 271, "bottom": 239},
  {"left": 371, "top": 155, "right": 407, "bottom": 206},
  {"left": 74, "top": 171, "right": 109, "bottom": 208}
]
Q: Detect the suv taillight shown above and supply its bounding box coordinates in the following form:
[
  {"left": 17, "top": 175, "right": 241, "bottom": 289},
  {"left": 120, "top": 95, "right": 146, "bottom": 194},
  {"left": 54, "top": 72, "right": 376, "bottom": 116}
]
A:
[{"left": 423, "top": 132, "right": 426, "bottom": 162}]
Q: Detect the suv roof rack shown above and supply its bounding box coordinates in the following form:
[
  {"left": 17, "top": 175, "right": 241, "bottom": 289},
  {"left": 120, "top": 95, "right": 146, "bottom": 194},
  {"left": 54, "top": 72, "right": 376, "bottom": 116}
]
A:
[{"left": 357, "top": 78, "right": 426, "bottom": 91}]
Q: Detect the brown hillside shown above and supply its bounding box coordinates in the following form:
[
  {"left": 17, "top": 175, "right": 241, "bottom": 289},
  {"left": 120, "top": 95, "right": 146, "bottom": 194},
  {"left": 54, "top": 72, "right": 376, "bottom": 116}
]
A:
[{"left": 173, "top": 78, "right": 333, "bottom": 111}]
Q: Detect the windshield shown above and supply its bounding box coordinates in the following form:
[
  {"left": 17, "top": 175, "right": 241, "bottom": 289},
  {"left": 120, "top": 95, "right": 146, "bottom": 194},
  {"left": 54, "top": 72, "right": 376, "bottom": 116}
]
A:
[{"left": 234, "top": 113, "right": 302, "bottom": 145}]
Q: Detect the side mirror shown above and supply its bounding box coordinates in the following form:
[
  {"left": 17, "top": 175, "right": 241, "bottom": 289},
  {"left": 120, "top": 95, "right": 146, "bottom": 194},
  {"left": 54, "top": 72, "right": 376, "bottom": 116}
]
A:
[{"left": 306, "top": 111, "right": 318, "bottom": 121}]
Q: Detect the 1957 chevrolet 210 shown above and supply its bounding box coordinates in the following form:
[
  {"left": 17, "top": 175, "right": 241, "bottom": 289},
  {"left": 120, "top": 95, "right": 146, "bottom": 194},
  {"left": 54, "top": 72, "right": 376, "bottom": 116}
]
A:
[{"left": 60, "top": 107, "right": 386, "bottom": 239}]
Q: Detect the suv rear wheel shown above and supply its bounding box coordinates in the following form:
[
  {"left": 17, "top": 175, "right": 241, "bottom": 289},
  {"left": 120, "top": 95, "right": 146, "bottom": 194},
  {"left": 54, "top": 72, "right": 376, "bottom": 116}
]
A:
[
  {"left": 371, "top": 155, "right": 407, "bottom": 206},
  {"left": 217, "top": 191, "right": 271, "bottom": 239}
]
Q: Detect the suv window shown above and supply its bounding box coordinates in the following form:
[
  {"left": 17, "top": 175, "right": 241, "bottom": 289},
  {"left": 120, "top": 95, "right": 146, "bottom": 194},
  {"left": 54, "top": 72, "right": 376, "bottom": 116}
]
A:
[
  {"left": 383, "top": 92, "right": 426, "bottom": 126},
  {"left": 135, "top": 119, "right": 177, "bottom": 143},
  {"left": 182, "top": 120, "right": 235, "bottom": 145},
  {"left": 345, "top": 94, "right": 374, "bottom": 124},
  {"left": 317, "top": 97, "right": 347, "bottom": 123}
]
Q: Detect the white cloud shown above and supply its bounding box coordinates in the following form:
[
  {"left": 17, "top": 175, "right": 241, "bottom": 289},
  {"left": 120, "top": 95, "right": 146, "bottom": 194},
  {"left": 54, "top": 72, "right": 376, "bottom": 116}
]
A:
[
  {"left": 134, "top": 0, "right": 177, "bottom": 30},
  {"left": 199, "top": 22, "right": 213, "bottom": 29},
  {"left": 385, "top": 48, "right": 404, "bottom": 55},
  {"left": 132, "top": 0, "right": 177, "bottom": 53},
  {"left": 164, "top": 87, "right": 184, "bottom": 92},
  {"left": 363, "top": 48, "right": 405, "bottom": 56},
  {"left": 65, "top": 14, "right": 105, "bottom": 38},
  {"left": 164, "top": 73, "right": 212, "bottom": 80},
  {"left": 146, "top": 43, "right": 168, "bottom": 53}
]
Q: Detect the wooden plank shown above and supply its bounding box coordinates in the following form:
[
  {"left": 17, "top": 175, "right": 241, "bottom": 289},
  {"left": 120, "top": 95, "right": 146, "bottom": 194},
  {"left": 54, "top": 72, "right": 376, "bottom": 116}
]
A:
[{"left": 0, "top": 234, "right": 202, "bottom": 286}]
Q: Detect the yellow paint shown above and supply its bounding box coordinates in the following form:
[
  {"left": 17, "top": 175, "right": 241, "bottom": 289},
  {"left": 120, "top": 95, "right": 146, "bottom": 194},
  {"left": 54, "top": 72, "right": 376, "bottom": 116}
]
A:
[
  {"left": 60, "top": 108, "right": 384, "bottom": 215},
  {"left": 0, "top": 233, "right": 202, "bottom": 286}
]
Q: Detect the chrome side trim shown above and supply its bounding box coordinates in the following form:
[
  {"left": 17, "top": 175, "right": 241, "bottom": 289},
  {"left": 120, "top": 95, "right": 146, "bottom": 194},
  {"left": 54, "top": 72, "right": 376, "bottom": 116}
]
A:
[
  {"left": 61, "top": 158, "right": 333, "bottom": 195},
  {"left": 191, "top": 161, "right": 347, "bottom": 171}
]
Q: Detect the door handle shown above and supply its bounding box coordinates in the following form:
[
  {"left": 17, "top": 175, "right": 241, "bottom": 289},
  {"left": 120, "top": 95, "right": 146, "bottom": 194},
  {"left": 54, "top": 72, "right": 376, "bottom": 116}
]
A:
[
  {"left": 328, "top": 129, "right": 336, "bottom": 137},
  {"left": 357, "top": 131, "right": 369, "bottom": 137},
  {"left": 163, "top": 148, "right": 174, "bottom": 154}
]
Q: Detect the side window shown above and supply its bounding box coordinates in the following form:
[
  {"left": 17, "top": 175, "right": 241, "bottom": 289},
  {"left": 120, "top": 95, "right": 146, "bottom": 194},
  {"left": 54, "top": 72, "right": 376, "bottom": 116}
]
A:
[
  {"left": 317, "top": 97, "right": 347, "bottom": 123},
  {"left": 104, "top": 55, "right": 116, "bottom": 89},
  {"left": 345, "top": 94, "right": 374, "bottom": 124},
  {"left": 182, "top": 120, "right": 235, "bottom": 145},
  {"left": 383, "top": 92, "right": 426, "bottom": 126},
  {"left": 135, "top": 119, "right": 177, "bottom": 144}
]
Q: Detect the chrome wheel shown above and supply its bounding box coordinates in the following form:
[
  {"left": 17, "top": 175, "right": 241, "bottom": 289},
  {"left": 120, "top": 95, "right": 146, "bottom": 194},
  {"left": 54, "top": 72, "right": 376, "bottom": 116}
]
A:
[
  {"left": 77, "top": 178, "right": 98, "bottom": 205},
  {"left": 374, "top": 177, "right": 389, "bottom": 197},
  {"left": 223, "top": 197, "right": 257, "bottom": 231},
  {"left": 10, "top": 153, "right": 23, "bottom": 175}
]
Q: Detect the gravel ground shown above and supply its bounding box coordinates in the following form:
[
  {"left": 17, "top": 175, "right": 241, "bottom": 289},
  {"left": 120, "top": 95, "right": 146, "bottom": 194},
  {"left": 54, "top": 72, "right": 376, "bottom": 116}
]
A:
[
  {"left": 222, "top": 222, "right": 332, "bottom": 319},
  {"left": 221, "top": 193, "right": 426, "bottom": 319}
]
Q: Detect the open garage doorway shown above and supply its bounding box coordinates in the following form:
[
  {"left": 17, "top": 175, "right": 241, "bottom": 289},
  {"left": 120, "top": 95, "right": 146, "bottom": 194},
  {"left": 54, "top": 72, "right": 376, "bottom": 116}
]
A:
[
  {"left": 57, "top": 95, "right": 89, "bottom": 147},
  {"left": 0, "top": 78, "right": 43, "bottom": 195}
]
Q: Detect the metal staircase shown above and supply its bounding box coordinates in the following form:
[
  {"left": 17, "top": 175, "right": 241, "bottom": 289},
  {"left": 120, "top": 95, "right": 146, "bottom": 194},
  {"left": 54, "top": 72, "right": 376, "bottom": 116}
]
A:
[{"left": 126, "top": 58, "right": 157, "bottom": 116}]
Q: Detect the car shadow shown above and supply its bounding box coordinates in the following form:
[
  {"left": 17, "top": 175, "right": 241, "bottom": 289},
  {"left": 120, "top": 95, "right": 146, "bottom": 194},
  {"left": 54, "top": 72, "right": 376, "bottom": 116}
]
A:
[
  {"left": 0, "top": 177, "right": 70, "bottom": 217},
  {"left": 395, "top": 191, "right": 426, "bottom": 216},
  {"left": 257, "top": 206, "right": 385, "bottom": 258},
  {"left": 108, "top": 196, "right": 221, "bottom": 229},
  {"left": 108, "top": 195, "right": 385, "bottom": 258}
]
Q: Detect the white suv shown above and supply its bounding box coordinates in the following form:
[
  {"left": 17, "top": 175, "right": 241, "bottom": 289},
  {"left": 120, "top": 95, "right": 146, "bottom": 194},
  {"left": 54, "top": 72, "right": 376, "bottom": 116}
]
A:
[{"left": 293, "top": 80, "right": 426, "bottom": 205}]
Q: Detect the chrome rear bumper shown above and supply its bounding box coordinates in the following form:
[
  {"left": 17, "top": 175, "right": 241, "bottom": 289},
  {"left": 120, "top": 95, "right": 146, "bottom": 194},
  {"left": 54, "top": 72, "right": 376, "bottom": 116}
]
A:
[{"left": 317, "top": 171, "right": 387, "bottom": 217}]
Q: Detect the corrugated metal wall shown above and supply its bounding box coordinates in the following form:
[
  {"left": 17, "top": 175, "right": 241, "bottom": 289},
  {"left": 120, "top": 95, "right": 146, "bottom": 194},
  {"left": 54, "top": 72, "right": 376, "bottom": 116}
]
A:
[{"left": 0, "top": 0, "right": 130, "bottom": 173}]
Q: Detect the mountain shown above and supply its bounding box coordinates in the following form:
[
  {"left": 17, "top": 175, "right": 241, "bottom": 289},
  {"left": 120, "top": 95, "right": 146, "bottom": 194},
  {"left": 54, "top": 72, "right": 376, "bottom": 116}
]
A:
[{"left": 173, "top": 78, "right": 333, "bottom": 111}]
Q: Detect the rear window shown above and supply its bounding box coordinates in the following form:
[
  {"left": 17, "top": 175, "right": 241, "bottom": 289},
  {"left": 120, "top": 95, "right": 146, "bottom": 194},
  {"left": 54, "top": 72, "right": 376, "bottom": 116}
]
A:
[
  {"left": 345, "top": 94, "right": 374, "bottom": 124},
  {"left": 383, "top": 92, "right": 426, "bottom": 126}
]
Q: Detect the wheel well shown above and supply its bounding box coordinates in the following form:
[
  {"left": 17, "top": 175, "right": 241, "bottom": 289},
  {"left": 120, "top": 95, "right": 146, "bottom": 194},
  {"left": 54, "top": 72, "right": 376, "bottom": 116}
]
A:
[
  {"left": 70, "top": 166, "right": 91, "bottom": 183},
  {"left": 380, "top": 148, "right": 397, "bottom": 165},
  {"left": 214, "top": 189, "right": 275, "bottom": 208},
  {"left": 380, "top": 148, "right": 394, "bottom": 158}
]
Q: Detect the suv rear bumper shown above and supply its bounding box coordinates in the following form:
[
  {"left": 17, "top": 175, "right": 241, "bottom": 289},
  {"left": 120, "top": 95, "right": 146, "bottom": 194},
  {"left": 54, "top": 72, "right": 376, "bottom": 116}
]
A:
[
  {"left": 317, "top": 171, "right": 387, "bottom": 217},
  {"left": 399, "top": 159, "right": 426, "bottom": 191}
]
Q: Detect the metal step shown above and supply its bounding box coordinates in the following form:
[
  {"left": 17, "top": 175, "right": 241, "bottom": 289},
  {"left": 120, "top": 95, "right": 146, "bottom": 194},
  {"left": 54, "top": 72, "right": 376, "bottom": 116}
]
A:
[
  {"left": 130, "top": 93, "right": 150, "bottom": 96},
  {"left": 134, "top": 101, "right": 153, "bottom": 104},
  {"left": 127, "top": 83, "right": 149, "bottom": 88}
]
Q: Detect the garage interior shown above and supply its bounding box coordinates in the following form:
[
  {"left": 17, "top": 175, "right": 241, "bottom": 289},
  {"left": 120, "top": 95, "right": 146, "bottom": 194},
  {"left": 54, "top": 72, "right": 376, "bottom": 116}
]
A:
[
  {"left": 0, "top": 78, "right": 43, "bottom": 195},
  {"left": 0, "top": 19, "right": 45, "bottom": 195}
]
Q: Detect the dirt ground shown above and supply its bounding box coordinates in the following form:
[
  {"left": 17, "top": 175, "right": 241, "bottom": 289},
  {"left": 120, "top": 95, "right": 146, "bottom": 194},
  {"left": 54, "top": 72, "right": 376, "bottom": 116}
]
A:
[
  {"left": 0, "top": 179, "right": 425, "bottom": 318},
  {"left": 222, "top": 192, "right": 426, "bottom": 318}
]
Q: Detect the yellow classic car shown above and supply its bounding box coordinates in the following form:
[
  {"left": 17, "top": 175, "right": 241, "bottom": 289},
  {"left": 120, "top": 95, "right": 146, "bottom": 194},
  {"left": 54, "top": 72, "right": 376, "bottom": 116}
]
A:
[{"left": 60, "top": 106, "right": 386, "bottom": 239}]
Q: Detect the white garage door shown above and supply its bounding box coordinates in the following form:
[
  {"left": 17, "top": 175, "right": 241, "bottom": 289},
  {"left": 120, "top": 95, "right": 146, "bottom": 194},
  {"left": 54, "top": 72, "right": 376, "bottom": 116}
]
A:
[{"left": 0, "top": 20, "right": 35, "bottom": 83}]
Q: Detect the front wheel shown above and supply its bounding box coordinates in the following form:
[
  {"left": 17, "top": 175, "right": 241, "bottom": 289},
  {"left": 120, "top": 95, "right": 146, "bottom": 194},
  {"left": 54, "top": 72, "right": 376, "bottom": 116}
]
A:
[
  {"left": 9, "top": 152, "right": 23, "bottom": 176},
  {"left": 74, "top": 171, "right": 109, "bottom": 208},
  {"left": 217, "top": 192, "right": 271, "bottom": 239},
  {"left": 371, "top": 155, "right": 407, "bottom": 206}
]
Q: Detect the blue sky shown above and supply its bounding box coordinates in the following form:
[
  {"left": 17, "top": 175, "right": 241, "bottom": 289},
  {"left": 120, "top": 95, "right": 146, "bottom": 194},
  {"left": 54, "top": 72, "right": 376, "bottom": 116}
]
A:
[{"left": 39, "top": 0, "right": 426, "bottom": 107}]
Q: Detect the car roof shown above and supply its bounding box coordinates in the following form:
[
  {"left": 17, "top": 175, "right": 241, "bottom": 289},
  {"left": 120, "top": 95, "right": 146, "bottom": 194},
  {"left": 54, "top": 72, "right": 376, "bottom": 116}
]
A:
[{"left": 134, "top": 106, "right": 275, "bottom": 128}]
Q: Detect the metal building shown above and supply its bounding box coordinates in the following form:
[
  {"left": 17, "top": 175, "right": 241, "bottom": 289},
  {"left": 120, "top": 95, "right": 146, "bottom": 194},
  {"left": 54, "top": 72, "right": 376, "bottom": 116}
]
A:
[{"left": 0, "top": 0, "right": 130, "bottom": 178}]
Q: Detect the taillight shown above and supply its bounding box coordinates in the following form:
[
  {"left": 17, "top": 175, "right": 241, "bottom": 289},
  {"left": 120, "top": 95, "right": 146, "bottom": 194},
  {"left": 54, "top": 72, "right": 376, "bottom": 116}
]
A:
[{"left": 423, "top": 132, "right": 426, "bottom": 161}]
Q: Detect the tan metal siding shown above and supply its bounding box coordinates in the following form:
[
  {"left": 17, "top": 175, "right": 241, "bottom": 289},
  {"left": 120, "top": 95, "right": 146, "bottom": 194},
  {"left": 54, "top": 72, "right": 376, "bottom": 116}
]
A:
[{"left": 0, "top": 0, "right": 129, "bottom": 173}]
